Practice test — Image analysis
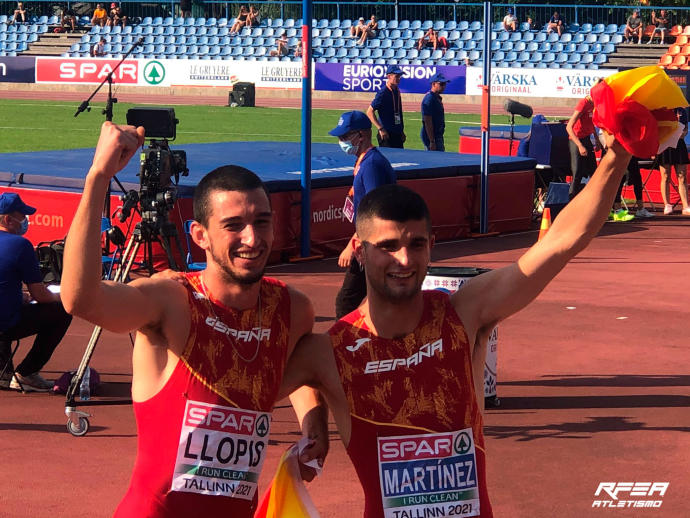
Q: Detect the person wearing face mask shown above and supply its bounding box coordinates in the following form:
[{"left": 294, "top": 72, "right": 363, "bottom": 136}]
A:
[
  {"left": 367, "top": 65, "right": 406, "bottom": 149},
  {"left": 329, "top": 111, "right": 397, "bottom": 319},
  {"left": 0, "top": 193, "right": 72, "bottom": 392}
]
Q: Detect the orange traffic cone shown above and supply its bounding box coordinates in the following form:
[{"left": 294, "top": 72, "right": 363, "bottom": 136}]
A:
[{"left": 538, "top": 208, "right": 551, "bottom": 241}]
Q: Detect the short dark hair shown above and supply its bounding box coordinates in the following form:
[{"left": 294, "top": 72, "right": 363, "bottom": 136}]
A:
[
  {"left": 356, "top": 184, "right": 431, "bottom": 234},
  {"left": 193, "top": 165, "right": 270, "bottom": 225}
]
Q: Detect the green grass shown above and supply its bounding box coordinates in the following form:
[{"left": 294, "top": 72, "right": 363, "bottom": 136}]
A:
[{"left": 0, "top": 98, "right": 514, "bottom": 153}]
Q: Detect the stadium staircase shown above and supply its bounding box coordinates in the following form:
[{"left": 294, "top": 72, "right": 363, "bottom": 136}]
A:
[
  {"left": 601, "top": 42, "right": 669, "bottom": 70},
  {"left": 22, "top": 32, "right": 83, "bottom": 56}
]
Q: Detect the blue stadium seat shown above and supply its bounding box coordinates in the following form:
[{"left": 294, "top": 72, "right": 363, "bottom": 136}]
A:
[
  {"left": 602, "top": 43, "right": 614, "bottom": 54},
  {"left": 469, "top": 21, "right": 481, "bottom": 31},
  {"left": 186, "top": 35, "right": 197, "bottom": 44},
  {"left": 340, "top": 19, "right": 352, "bottom": 30},
  {"left": 526, "top": 41, "right": 538, "bottom": 52},
  {"left": 196, "top": 26, "right": 207, "bottom": 36},
  {"left": 555, "top": 52, "right": 568, "bottom": 63},
  {"left": 571, "top": 33, "right": 584, "bottom": 44},
  {"left": 535, "top": 62, "right": 547, "bottom": 68},
  {"left": 617, "top": 24, "right": 626, "bottom": 34},
  {"left": 491, "top": 21, "right": 503, "bottom": 32},
  {"left": 242, "top": 46, "right": 254, "bottom": 56},
  {"left": 392, "top": 48, "right": 404, "bottom": 59},
  {"left": 208, "top": 36, "right": 219, "bottom": 45},
  {"left": 347, "top": 48, "right": 359, "bottom": 58},
  {"left": 207, "top": 27, "right": 218, "bottom": 36},
  {"left": 605, "top": 24, "right": 617, "bottom": 34},
  {"left": 611, "top": 34, "right": 623, "bottom": 44},
  {"left": 564, "top": 42, "right": 577, "bottom": 53},
  {"left": 163, "top": 44, "right": 175, "bottom": 54},
  {"left": 463, "top": 40, "right": 478, "bottom": 50},
  {"left": 206, "top": 18, "right": 217, "bottom": 26},
  {"left": 522, "top": 32, "right": 534, "bottom": 42},
  {"left": 560, "top": 33, "right": 572, "bottom": 43},
  {"left": 141, "top": 17, "right": 152, "bottom": 26},
  {"left": 327, "top": 19, "right": 339, "bottom": 29},
  {"left": 37, "top": 24, "right": 48, "bottom": 34},
  {"left": 173, "top": 17, "right": 184, "bottom": 26},
  {"left": 406, "top": 48, "right": 418, "bottom": 59},
  {"left": 453, "top": 21, "right": 466, "bottom": 32},
  {"left": 592, "top": 23, "right": 605, "bottom": 34},
  {"left": 598, "top": 34, "right": 610, "bottom": 44},
  {"left": 443, "top": 49, "right": 455, "bottom": 61},
  {"left": 519, "top": 22, "right": 531, "bottom": 32},
  {"left": 580, "top": 54, "right": 594, "bottom": 65},
  {"left": 195, "top": 17, "right": 206, "bottom": 27},
  {"left": 547, "top": 32, "right": 559, "bottom": 43},
  {"left": 548, "top": 62, "right": 560, "bottom": 69},
  {"left": 152, "top": 17, "right": 163, "bottom": 25},
  {"left": 568, "top": 23, "right": 580, "bottom": 33},
  {"left": 584, "top": 33, "right": 597, "bottom": 44},
  {"left": 529, "top": 51, "right": 543, "bottom": 63},
  {"left": 173, "top": 26, "right": 184, "bottom": 36},
  {"left": 321, "top": 28, "right": 332, "bottom": 38},
  {"left": 509, "top": 32, "right": 521, "bottom": 42},
  {"left": 153, "top": 35, "right": 165, "bottom": 45},
  {"left": 175, "top": 45, "right": 187, "bottom": 55},
  {"left": 317, "top": 19, "right": 328, "bottom": 29},
  {"left": 424, "top": 20, "right": 435, "bottom": 31},
  {"left": 411, "top": 29, "right": 424, "bottom": 40},
  {"left": 490, "top": 40, "right": 500, "bottom": 51},
  {"left": 492, "top": 50, "right": 505, "bottom": 62},
  {"left": 331, "top": 28, "right": 342, "bottom": 38},
  {"left": 500, "top": 41, "right": 513, "bottom": 51},
  {"left": 514, "top": 41, "right": 526, "bottom": 52},
  {"left": 360, "top": 48, "right": 371, "bottom": 58},
  {"left": 567, "top": 53, "right": 581, "bottom": 64},
  {"left": 271, "top": 18, "right": 283, "bottom": 28},
  {"left": 534, "top": 32, "right": 546, "bottom": 43},
  {"left": 218, "top": 27, "right": 229, "bottom": 36},
  {"left": 442, "top": 21, "right": 455, "bottom": 31},
  {"left": 542, "top": 52, "right": 555, "bottom": 64},
  {"left": 253, "top": 47, "right": 266, "bottom": 57},
  {"left": 472, "top": 31, "right": 484, "bottom": 41},
  {"left": 551, "top": 42, "right": 564, "bottom": 53},
  {"left": 497, "top": 31, "right": 510, "bottom": 42},
  {"left": 504, "top": 50, "right": 517, "bottom": 62},
  {"left": 410, "top": 20, "right": 422, "bottom": 30},
  {"left": 579, "top": 23, "right": 592, "bottom": 34}
]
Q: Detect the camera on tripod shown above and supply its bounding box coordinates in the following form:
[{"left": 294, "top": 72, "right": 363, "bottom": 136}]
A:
[{"left": 121, "top": 107, "right": 189, "bottom": 226}]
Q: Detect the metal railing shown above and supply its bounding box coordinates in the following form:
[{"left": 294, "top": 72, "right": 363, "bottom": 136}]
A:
[{"left": 1, "top": 2, "right": 689, "bottom": 28}]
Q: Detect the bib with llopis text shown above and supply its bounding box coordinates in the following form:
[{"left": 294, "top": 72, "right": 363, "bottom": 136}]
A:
[
  {"left": 171, "top": 400, "right": 271, "bottom": 500},
  {"left": 377, "top": 428, "right": 480, "bottom": 517}
]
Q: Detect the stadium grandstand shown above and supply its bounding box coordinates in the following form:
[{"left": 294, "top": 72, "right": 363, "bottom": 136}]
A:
[{"left": 1, "top": 2, "right": 689, "bottom": 70}]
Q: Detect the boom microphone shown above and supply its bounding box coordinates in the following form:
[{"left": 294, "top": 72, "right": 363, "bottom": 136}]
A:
[{"left": 503, "top": 99, "right": 533, "bottom": 118}]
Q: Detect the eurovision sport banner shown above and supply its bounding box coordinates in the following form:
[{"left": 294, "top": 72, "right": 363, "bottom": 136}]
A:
[
  {"left": 0, "top": 56, "right": 36, "bottom": 83},
  {"left": 314, "top": 63, "right": 466, "bottom": 94},
  {"left": 465, "top": 66, "right": 617, "bottom": 98}
]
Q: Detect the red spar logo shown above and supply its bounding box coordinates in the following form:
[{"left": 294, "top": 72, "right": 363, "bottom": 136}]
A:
[{"left": 37, "top": 58, "right": 138, "bottom": 84}]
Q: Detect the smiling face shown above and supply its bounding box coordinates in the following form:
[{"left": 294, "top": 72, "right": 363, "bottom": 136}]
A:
[
  {"left": 193, "top": 188, "right": 273, "bottom": 286},
  {"left": 356, "top": 217, "right": 432, "bottom": 303}
]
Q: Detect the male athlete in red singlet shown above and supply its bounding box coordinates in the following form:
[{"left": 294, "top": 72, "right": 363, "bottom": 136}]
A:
[
  {"left": 283, "top": 133, "right": 632, "bottom": 517},
  {"left": 61, "top": 122, "right": 328, "bottom": 517}
]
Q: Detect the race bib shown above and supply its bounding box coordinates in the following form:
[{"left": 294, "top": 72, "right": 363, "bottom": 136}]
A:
[
  {"left": 394, "top": 113, "right": 402, "bottom": 126},
  {"left": 171, "top": 400, "right": 271, "bottom": 500},
  {"left": 378, "top": 429, "right": 480, "bottom": 518},
  {"left": 343, "top": 195, "right": 355, "bottom": 223}
]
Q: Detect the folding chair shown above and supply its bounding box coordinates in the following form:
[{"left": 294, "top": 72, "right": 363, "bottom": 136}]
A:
[
  {"left": 0, "top": 340, "right": 23, "bottom": 392},
  {"left": 183, "top": 220, "right": 206, "bottom": 271}
]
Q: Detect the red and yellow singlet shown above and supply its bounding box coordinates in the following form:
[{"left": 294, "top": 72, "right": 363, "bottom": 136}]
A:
[
  {"left": 114, "top": 272, "right": 291, "bottom": 518},
  {"left": 329, "top": 290, "right": 493, "bottom": 518}
]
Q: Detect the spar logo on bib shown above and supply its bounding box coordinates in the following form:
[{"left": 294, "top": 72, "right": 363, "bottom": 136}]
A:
[{"left": 143, "top": 60, "right": 165, "bottom": 85}]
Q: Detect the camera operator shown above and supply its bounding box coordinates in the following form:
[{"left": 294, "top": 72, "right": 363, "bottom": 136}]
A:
[
  {"left": 0, "top": 193, "right": 72, "bottom": 392},
  {"left": 60, "top": 122, "right": 333, "bottom": 516}
]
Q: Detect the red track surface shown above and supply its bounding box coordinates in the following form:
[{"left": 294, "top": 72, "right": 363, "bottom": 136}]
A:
[{"left": 2, "top": 218, "right": 689, "bottom": 517}]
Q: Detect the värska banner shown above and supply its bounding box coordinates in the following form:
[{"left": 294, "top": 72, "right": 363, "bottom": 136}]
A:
[
  {"left": 0, "top": 56, "right": 36, "bottom": 83},
  {"left": 464, "top": 66, "right": 617, "bottom": 98},
  {"left": 314, "top": 62, "right": 466, "bottom": 94}
]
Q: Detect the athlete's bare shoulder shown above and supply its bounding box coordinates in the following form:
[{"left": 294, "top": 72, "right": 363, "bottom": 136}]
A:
[{"left": 286, "top": 285, "right": 315, "bottom": 350}]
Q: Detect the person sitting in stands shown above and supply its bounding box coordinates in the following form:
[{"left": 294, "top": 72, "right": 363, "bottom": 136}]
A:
[
  {"left": 350, "top": 17, "right": 366, "bottom": 39},
  {"left": 91, "top": 36, "right": 107, "bottom": 56},
  {"left": 648, "top": 9, "right": 670, "bottom": 45},
  {"left": 525, "top": 16, "right": 536, "bottom": 31},
  {"left": 503, "top": 7, "right": 518, "bottom": 32},
  {"left": 624, "top": 9, "right": 643, "bottom": 44},
  {"left": 417, "top": 28, "right": 436, "bottom": 50},
  {"left": 106, "top": 3, "right": 126, "bottom": 28},
  {"left": 230, "top": 5, "right": 249, "bottom": 36},
  {"left": 91, "top": 3, "right": 107, "bottom": 26},
  {"left": 357, "top": 15, "right": 378, "bottom": 45},
  {"left": 246, "top": 5, "right": 260, "bottom": 28},
  {"left": 547, "top": 11, "right": 565, "bottom": 36},
  {"left": 10, "top": 2, "right": 26, "bottom": 24},
  {"left": 61, "top": 7, "right": 77, "bottom": 32},
  {"left": 270, "top": 31, "right": 289, "bottom": 57}
]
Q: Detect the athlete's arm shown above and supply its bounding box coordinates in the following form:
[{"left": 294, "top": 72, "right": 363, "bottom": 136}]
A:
[
  {"left": 61, "top": 122, "right": 188, "bottom": 335},
  {"left": 280, "top": 333, "right": 351, "bottom": 446},
  {"left": 453, "top": 135, "right": 631, "bottom": 357},
  {"left": 565, "top": 108, "right": 587, "bottom": 156}
]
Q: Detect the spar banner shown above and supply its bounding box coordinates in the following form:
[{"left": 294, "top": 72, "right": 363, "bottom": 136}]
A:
[
  {"left": 465, "top": 66, "right": 617, "bottom": 98},
  {"left": 0, "top": 56, "right": 36, "bottom": 83},
  {"left": 314, "top": 63, "right": 466, "bottom": 94},
  {"left": 36, "top": 57, "right": 139, "bottom": 84}
]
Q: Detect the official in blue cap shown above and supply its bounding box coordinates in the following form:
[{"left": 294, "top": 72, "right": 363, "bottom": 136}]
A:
[
  {"left": 367, "top": 64, "right": 406, "bottom": 149},
  {"left": 420, "top": 73, "right": 450, "bottom": 152},
  {"left": 329, "top": 111, "right": 396, "bottom": 318},
  {"left": 0, "top": 192, "right": 72, "bottom": 392}
]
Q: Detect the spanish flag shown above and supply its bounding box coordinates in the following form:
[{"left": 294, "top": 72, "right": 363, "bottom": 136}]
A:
[
  {"left": 254, "top": 442, "right": 320, "bottom": 518},
  {"left": 590, "top": 66, "right": 689, "bottom": 158}
]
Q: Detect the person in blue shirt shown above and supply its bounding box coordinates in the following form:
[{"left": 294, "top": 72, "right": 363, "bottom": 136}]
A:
[
  {"left": 420, "top": 72, "right": 449, "bottom": 152},
  {"left": 367, "top": 64, "right": 406, "bottom": 149},
  {"left": 0, "top": 193, "right": 72, "bottom": 392},
  {"left": 328, "top": 111, "right": 396, "bottom": 318}
]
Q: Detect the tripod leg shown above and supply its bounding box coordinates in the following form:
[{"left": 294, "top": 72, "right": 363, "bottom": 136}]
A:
[{"left": 158, "top": 233, "right": 180, "bottom": 271}]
